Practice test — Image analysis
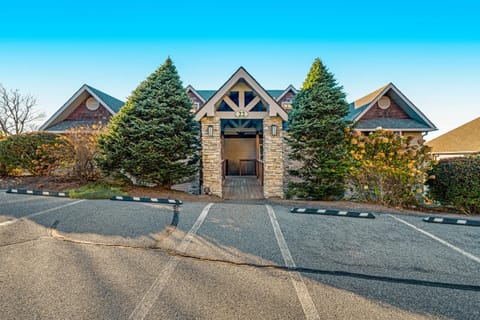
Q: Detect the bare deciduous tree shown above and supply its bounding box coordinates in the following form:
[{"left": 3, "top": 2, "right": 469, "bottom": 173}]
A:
[{"left": 0, "top": 84, "right": 45, "bottom": 136}]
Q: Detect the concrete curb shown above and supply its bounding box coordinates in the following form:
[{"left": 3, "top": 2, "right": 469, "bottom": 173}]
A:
[
  {"left": 423, "top": 216, "right": 480, "bottom": 227},
  {"left": 6, "top": 188, "right": 69, "bottom": 197},
  {"left": 291, "top": 208, "right": 375, "bottom": 219},
  {"left": 110, "top": 195, "right": 182, "bottom": 205}
]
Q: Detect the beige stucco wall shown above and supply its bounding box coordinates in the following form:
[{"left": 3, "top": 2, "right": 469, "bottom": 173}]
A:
[
  {"left": 201, "top": 117, "right": 222, "bottom": 197},
  {"left": 263, "top": 116, "right": 284, "bottom": 198}
]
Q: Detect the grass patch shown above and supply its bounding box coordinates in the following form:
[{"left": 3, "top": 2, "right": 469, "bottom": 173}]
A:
[{"left": 68, "top": 182, "right": 127, "bottom": 199}]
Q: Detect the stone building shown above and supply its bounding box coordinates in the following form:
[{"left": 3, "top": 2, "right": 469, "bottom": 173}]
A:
[{"left": 41, "top": 68, "right": 437, "bottom": 199}]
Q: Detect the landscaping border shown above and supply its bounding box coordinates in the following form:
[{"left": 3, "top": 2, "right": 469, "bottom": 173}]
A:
[
  {"left": 423, "top": 216, "right": 480, "bottom": 227},
  {"left": 110, "top": 195, "right": 182, "bottom": 205},
  {"left": 6, "top": 188, "right": 69, "bottom": 197},
  {"left": 291, "top": 208, "right": 375, "bottom": 219}
]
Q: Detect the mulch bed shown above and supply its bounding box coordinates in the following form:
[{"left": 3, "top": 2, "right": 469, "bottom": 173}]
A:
[
  {"left": 0, "top": 176, "right": 220, "bottom": 203},
  {"left": 0, "top": 176, "right": 471, "bottom": 216}
]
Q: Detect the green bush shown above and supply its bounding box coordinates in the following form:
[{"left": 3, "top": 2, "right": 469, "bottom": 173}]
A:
[
  {"left": 0, "top": 132, "right": 68, "bottom": 176},
  {"left": 345, "top": 129, "right": 433, "bottom": 207},
  {"left": 427, "top": 157, "right": 480, "bottom": 215}
]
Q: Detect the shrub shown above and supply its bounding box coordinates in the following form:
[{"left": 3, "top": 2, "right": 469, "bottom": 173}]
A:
[
  {"left": 427, "top": 157, "right": 480, "bottom": 215},
  {"left": 287, "top": 58, "right": 350, "bottom": 199},
  {"left": 345, "top": 129, "right": 434, "bottom": 207},
  {"left": 97, "top": 58, "right": 198, "bottom": 187},
  {"left": 0, "top": 132, "right": 67, "bottom": 176},
  {"left": 61, "top": 124, "right": 103, "bottom": 182}
]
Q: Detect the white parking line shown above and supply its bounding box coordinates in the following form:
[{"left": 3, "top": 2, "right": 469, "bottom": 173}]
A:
[
  {"left": 129, "top": 202, "right": 214, "bottom": 320},
  {"left": 388, "top": 214, "right": 480, "bottom": 265},
  {"left": 0, "top": 200, "right": 85, "bottom": 227},
  {"left": 266, "top": 205, "right": 320, "bottom": 320}
]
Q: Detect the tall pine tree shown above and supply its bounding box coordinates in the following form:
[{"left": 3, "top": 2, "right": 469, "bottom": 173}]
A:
[
  {"left": 97, "top": 58, "right": 198, "bottom": 187},
  {"left": 287, "top": 58, "right": 350, "bottom": 199}
]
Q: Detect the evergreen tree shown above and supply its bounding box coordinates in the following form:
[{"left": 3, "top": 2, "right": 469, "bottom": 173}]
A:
[
  {"left": 287, "top": 58, "right": 350, "bottom": 199},
  {"left": 97, "top": 58, "right": 198, "bottom": 187}
]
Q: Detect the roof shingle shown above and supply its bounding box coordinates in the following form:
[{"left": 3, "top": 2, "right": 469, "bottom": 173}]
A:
[
  {"left": 86, "top": 85, "right": 125, "bottom": 112},
  {"left": 427, "top": 117, "right": 480, "bottom": 153}
]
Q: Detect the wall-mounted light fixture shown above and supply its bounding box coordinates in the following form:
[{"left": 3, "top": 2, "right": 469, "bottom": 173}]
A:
[
  {"left": 207, "top": 125, "right": 214, "bottom": 136},
  {"left": 271, "top": 124, "right": 277, "bottom": 136}
]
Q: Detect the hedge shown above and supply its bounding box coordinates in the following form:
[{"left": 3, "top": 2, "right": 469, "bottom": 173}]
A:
[
  {"left": 0, "top": 132, "right": 67, "bottom": 176},
  {"left": 427, "top": 157, "right": 480, "bottom": 215}
]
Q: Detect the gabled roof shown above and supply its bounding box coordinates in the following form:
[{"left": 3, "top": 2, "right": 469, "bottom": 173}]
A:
[
  {"left": 40, "top": 84, "right": 124, "bottom": 131},
  {"left": 85, "top": 85, "right": 124, "bottom": 113},
  {"left": 347, "top": 83, "right": 437, "bottom": 132},
  {"left": 194, "top": 67, "right": 288, "bottom": 121},
  {"left": 427, "top": 117, "right": 480, "bottom": 154},
  {"left": 274, "top": 84, "right": 298, "bottom": 102},
  {"left": 186, "top": 85, "right": 207, "bottom": 103}
]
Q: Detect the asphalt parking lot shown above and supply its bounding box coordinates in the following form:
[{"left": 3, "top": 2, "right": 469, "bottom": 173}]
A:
[{"left": 1, "top": 191, "right": 479, "bottom": 319}]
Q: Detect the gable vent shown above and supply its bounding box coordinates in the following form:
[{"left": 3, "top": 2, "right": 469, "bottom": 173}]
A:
[{"left": 378, "top": 96, "right": 391, "bottom": 110}]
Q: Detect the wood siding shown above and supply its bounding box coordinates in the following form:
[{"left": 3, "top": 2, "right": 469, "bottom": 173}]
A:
[
  {"left": 277, "top": 90, "right": 295, "bottom": 112},
  {"left": 66, "top": 97, "right": 112, "bottom": 121},
  {"left": 362, "top": 94, "right": 410, "bottom": 120},
  {"left": 188, "top": 91, "right": 204, "bottom": 111}
]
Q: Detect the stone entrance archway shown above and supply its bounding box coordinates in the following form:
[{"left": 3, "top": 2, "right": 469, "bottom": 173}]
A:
[{"left": 196, "top": 68, "right": 288, "bottom": 199}]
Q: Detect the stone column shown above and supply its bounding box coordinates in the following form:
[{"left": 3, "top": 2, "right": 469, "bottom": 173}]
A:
[
  {"left": 263, "top": 116, "right": 284, "bottom": 198},
  {"left": 201, "top": 117, "right": 222, "bottom": 197}
]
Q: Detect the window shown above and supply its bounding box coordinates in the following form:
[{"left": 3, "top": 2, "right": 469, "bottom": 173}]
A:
[{"left": 282, "top": 101, "right": 292, "bottom": 111}]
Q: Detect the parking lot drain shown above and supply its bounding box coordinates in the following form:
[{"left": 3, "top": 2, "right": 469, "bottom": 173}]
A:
[
  {"left": 423, "top": 216, "right": 480, "bottom": 227},
  {"left": 291, "top": 208, "right": 375, "bottom": 219},
  {"left": 110, "top": 195, "right": 182, "bottom": 205},
  {"left": 6, "top": 188, "right": 69, "bottom": 197}
]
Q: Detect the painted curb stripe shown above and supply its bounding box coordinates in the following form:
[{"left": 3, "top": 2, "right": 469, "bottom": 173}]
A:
[
  {"left": 423, "top": 216, "right": 480, "bottom": 227},
  {"left": 291, "top": 208, "right": 375, "bottom": 219},
  {"left": 6, "top": 188, "right": 69, "bottom": 197},
  {"left": 110, "top": 195, "right": 182, "bottom": 205}
]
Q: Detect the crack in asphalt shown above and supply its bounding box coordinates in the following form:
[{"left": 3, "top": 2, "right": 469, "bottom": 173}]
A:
[
  {"left": 45, "top": 220, "right": 480, "bottom": 293},
  {"left": 2, "top": 219, "right": 478, "bottom": 293},
  {"left": 0, "top": 236, "right": 49, "bottom": 249}
]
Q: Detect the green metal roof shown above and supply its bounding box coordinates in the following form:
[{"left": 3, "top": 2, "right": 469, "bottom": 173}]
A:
[
  {"left": 196, "top": 90, "right": 217, "bottom": 101},
  {"left": 86, "top": 85, "right": 125, "bottom": 112},
  {"left": 266, "top": 90, "right": 285, "bottom": 99},
  {"left": 346, "top": 102, "right": 368, "bottom": 121},
  {"left": 354, "top": 118, "right": 434, "bottom": 131}
]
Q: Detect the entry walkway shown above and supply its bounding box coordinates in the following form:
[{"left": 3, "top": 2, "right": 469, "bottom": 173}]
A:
[{"left": 223, "top": 176, "right": 263, "bottom": 200}]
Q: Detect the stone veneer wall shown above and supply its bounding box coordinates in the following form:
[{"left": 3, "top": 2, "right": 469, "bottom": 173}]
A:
[
  {"left": 201, "top": 117, "right": 222, "bottom": 197},
  {"left": 263, "top": 116, "right": 284, "bottom": 198}
]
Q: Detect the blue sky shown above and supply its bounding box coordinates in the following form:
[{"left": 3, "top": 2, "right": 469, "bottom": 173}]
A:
[{"left": 1, "top": 0, "right": 479, "bottom": 139}]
